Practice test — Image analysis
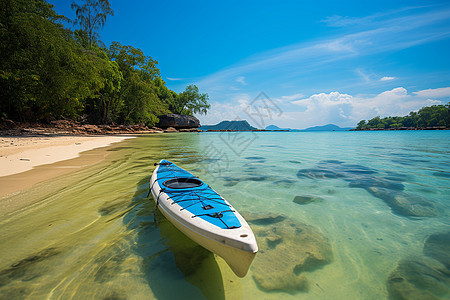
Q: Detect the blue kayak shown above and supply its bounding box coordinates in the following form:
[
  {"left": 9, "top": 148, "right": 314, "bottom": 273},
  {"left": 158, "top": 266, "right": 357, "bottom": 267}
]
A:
[{"left": 150, "top": 159, "right": 258, "bottom": 277}]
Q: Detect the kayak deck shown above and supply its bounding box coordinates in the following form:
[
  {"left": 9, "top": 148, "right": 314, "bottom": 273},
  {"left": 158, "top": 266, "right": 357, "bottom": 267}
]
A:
[{"left": 152, "top": 160, "right": 241, "bottom": 229}]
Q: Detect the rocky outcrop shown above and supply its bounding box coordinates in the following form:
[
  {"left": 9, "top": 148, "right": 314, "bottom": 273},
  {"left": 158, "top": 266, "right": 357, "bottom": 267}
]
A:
[
  {"left": 156, "top": 114, "right": 200, "bottom": 129},
  {"left": 0, "top": 119, "right": 164, "bottom": 136}
]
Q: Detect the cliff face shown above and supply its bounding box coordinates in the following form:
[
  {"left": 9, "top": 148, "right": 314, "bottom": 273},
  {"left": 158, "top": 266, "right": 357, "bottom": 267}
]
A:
[{"left": 156, "top": 114, "right": 200, "bottom": 129}]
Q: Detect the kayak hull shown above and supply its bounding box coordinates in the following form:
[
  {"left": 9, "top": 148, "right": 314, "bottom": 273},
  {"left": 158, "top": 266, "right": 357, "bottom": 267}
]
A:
[{"left": 150, "top": 160, "right": 258, "bottom": 277}]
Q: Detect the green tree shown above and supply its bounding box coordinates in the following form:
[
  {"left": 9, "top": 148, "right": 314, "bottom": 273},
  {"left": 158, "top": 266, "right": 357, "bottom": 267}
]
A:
[
  {"left": 367, "top": 116, "right": 381, "bottom": 128},
  {"left": 417, "top": 104, "right": 448, "bottom": 127},
  {"left": 107, "top": 42, "right": 166, "bottom": 125},
  {"left": 154, "top": 77, "right": 178, "bottom": 112},
  {"left": 356, "top": 103, "right": 449, "bottom": 129},
  {"left": 0, "top": 0, "right": 103, "bottom": 121},
  {"left": 174, "top": 85, "right": 210, "bottom": 115},
  {"left": 356, "top": 120, "right": 366, "bottom": 129},
  {"left": 71, "top": 0, "right": 113, "bottom": 48}
]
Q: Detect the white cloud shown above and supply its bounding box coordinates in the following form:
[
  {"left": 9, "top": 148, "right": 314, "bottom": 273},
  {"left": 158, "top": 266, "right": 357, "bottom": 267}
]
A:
[
  {"left": 356, "top": 69, "right": 372, "bottom": 82},
  {"left": 166, "top": 77, "right": 183, "bottom": 81},
  {"left": 380, "top": 76, "right": 396, "bottom": 81},
  {"left": 235, "top": 76, "right": 247, "bottom": 86},
  {"left": 280, "top": 93, "right": 304, "bottom": 101},
  {"left": 287, "top": 86, "right": 447, "bottom": 128},
  {"left": 319, "top": 6, "right": 432, "bottom": 28},
  {"left": 195, "top": 94, "right": 253, "bottom": 126},
  {"left": 413, "top": 87, "right": 450, "bottom": 98}
]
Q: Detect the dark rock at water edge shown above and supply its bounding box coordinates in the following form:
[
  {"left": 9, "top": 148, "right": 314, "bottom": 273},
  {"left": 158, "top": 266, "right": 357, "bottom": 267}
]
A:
[
  {"left": 424, "top": 232, "right": 450, "bottom": 269},
  {"left": 156, "top": 114, "right": 200, "bottom": 129},
  {"left": 0, "top": 119, "right": 163, "bottom": 135}
]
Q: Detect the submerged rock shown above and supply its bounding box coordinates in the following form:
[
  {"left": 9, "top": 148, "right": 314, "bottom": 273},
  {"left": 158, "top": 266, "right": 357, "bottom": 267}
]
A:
[
  {"left": 297, "top": 160, "right": 438, "bottom": 218},
  {"left": 273, "top": 179, "right": 296, "bottom": 188},
  {"left": 244, "top": 213, "right": 286, "bottom": 226},
  {"left": 297, "top": 168, "right": 345, "bottom": 179},
  {"left": 317, "top": 161, "right": 377, "bottom": 176},
  {"left": 433, "top": 172, "right": 450, "bottom": 179},
  {"left": 244, "top": 175, "right": 271, "bottom": 182},
  {"left": 0, "top": 247, "right": 60, "bottom": 287},
  {"left": 221, "top": 177, "right": 239, "bottom": 187},
  {"left": 289, "top": 160, "right": 301, "bottom": 164},
  {"left": 348, "top": 176, "right": 405, "bottom": 191},
  {"left": 366, "top": 187, "right": 438, "bottom": 217},
  {"left": 387, "top": 258, "right": 450, "bottom": 300},
  {"left": 293, "top": 195, "right": 323, "bottom": 205},
  {"left": 245, "top": 213, "right": 332, "bottom": 293},
  {"left": 245, "top": 156, "right": 266, "bottom": 161},
  {"left": 424, "top": 232, "right": 450, "bottom": 269}
]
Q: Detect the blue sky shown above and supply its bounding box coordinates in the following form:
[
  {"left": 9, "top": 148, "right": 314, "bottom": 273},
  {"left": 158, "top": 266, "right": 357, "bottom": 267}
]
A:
[{"left": 49, "top": 0, "right": 450, "bottom": 128}]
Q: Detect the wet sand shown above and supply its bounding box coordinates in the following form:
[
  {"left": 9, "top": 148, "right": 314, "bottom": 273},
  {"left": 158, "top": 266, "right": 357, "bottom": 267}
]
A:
[{"left": 0, "top": 135, "right": 132, "bottom": 208}]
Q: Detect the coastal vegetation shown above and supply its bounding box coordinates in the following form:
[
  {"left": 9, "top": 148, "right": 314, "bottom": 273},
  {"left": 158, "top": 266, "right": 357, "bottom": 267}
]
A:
[
  {"left": 356, "top": 103, "right": 450, "bottom": 130},
  {"left": 0, "top": 0, "right": 210, "bottom": 126}
]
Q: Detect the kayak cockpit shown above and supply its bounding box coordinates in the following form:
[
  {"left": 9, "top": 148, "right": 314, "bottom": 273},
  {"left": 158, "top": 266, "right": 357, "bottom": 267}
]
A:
[{"left": 163, "top": 177, "right": 203, "bottom": 189}]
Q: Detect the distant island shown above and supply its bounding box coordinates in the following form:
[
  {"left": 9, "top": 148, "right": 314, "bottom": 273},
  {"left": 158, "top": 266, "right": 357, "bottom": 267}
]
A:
[
  {"left": 199, "top": 122, "right": 354, "bottom": 132},
  {"left": 199, "top": 120, "right": 256, "bottom": 131},
  {"left": 265, "top": 124, "right": 353, "bottom": 131},
  {"left": 354, "top": 103, "right": 449, "bottom": 130},
  {"left": 301, "top": 124, "right": 354, "bottom": 131},
  {"left": 265, "top": 125, "right": 292, "bottom": 131}
]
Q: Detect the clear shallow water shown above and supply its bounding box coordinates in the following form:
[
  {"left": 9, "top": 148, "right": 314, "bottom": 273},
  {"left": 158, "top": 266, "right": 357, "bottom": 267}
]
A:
[{"left": 0, "top": 131, "right": 449, "bottom": 299}]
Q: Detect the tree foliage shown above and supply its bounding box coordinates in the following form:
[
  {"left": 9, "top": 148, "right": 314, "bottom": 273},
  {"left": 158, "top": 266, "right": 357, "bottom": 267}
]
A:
[
  {"left": 356, "top": 104, "right": 450, "bottom": 130},
  {"left": 0, "top": 0, "right": 210, "bottom": 125},
  {"left": 71, "top": 0, "right": 113, "bottom": 48},
  {"left": 0, "top": 0, "right": 101, "bottom": 121},
  {"left": 174, "top": 85, "right": 210, "bottom": 116}
]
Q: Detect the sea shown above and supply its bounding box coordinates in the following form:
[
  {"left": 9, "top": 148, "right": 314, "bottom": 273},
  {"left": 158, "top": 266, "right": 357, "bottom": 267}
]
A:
[{"left": 0, "top": 131, "right": 449, "bottom": 299}]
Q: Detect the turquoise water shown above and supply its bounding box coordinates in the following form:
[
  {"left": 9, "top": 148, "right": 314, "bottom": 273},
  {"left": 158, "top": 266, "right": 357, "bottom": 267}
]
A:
[{"left": 0, "top": 131, "right": 449, "bottom": 299}]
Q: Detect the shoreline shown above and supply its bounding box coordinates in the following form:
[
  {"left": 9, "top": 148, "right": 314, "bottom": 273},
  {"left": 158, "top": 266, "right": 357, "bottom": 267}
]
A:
[{"left": 0, "top": 135, "right": 133, "bottom": 199}]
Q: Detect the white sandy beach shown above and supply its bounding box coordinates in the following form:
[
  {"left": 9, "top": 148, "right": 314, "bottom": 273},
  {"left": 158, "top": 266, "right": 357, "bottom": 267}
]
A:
[
  {"left": 0, "top": 135, "right": 133, "bottom": 200},
  {"left": 0, "top": 135, "right": 132, "bottom": 177}
]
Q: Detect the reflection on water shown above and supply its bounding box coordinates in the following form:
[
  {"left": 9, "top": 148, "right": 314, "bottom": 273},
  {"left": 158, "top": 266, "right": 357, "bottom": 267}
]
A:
[{"left": 0, "top": 131, "right": 449, "bottom": 299}]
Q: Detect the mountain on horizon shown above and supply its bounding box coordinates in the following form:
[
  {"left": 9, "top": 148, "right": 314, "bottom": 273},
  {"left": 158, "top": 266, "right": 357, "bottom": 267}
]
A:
[
  {"left": 199, "top": 120, "right": 257, "bottom": 131},
  {"left": 265, "top": 124, "right": 291, "bottom": 131},
  {"left": 266, "top": 123, "right": 353, "bottom": 131},
  {"left": 302, "top": 124, "right": 354, "bottom": 131}
]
